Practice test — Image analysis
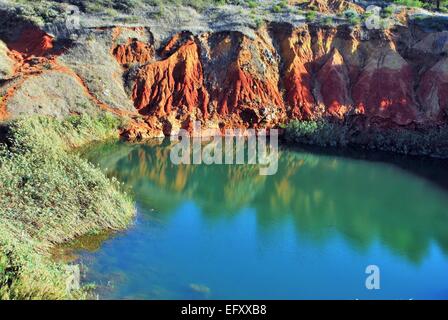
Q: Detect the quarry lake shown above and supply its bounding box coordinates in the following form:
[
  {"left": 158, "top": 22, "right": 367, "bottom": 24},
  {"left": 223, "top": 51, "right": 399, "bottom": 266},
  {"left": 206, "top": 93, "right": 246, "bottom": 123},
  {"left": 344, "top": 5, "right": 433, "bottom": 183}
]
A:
[{"left": 70, "top": 140, "right": 448, "bottom": 299}]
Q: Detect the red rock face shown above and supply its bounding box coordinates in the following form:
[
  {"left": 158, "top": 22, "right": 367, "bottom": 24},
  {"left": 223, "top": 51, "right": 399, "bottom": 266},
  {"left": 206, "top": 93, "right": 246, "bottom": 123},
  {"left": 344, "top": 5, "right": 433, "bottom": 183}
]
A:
[
  {"left": 276, "top": 27, "right": 315, "bottom": 119},
  {"left": 351, "top": 48, "right": 417, "bottom": 125},
  {"left": 7, "top": 26, "right": 55, "bottom": 57},
  {"left": 113, "top": 39, "right": 154, "bottom": 65},
  {"left": 417, "top": 57, "right": 448, "bottom": 121},
  {"left": 283, "top": 60, "right": 315, "bottom": 119},
  {"left": 125, "top": 27, "right": 431, "bottom": 131},
  {"left": 311, "top": 26, "right": 363, "bottom": 82},
  {"left": 159, "top": 31, "right": 192, "bottom": 58},
  {"left": 213, "top": 65, "right": 283, "bottom": 116},
  {"left": 316, "top": 49, "right": 352, "bottom": 118},
  {"left": 5, "top": 24, "right": 448, "bottom": 138},
  {"left": 131, "top": 39, "right": 209, "bottom": 117},
  {"left": 206, "top": 34, "right": 283, "bottom": 118}
]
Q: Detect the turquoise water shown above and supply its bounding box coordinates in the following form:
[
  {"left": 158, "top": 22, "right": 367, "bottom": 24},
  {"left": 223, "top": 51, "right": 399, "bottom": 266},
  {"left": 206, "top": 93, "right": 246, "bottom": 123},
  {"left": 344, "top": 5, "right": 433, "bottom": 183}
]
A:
[{"left": 78, "top": 140, "right": 448, "bottom": 299}]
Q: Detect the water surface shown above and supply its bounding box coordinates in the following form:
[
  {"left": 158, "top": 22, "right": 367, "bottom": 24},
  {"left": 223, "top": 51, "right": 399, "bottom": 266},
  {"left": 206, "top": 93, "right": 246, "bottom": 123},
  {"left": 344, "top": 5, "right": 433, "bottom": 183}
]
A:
[{"left": 75, "top": 140, "right": 448, "bottom": 299}]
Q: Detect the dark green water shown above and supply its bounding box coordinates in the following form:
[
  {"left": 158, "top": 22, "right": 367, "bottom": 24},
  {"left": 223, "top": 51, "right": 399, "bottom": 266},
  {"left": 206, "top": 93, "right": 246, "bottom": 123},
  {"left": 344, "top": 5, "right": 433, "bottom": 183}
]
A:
[{"left": 77, "top": 140, "right": 448, "bottom": 299}]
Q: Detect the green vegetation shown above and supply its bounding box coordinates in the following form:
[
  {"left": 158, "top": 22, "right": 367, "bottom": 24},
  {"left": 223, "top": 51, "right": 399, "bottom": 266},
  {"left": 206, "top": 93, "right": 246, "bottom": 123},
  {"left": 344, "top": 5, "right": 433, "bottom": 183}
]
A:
[
  {"left": 348, "top": 16, "right": 361, "bottom": 25},
  {"left": 271, "top": 4, "right": 282, "bottom": 13},
  {"left": 246, "top": 0, "right": 258, "bottom": 9},
  {"left": 3, "top": 1, "right": 66, "bottom": 26},
  {"left": 361, "top": 11, "right": 373, "bottom": 21},
  {"left": 285, "top": 119, "right": 448, "bottom": 156},
  {"left": 5, "top": 0, "right": 234, "bottom": 19},
  {"left": 322, "top": 16, "right": 333, "bottom": 26},
  {"left": 0, "top": 113, "right": 134, "bottom": 299},
  {"left": 343, "top": 9, "right": 357, "bottom": 19},
  {"left": 64, "top": 0, "right": 232, "bottom": 13},
  {"left": 306, "top": 10, "right": 317, "bottom": 22},
  {"left": 391, "top": 0, "right": 425, "bottom": 8},
  {"left": 387, "top": 0, "right": 448, "bottom": 11},
  {"left": 381, "top": 5, "right": 395, "bottom": 18},
  {"left": 249, "top": 8, "right": 264, "bottom": 28},
  {"left": 342, "top": 9, "right": 361, "bottom": 26},
  {"left": 144, "top": 0, "right": 229, "bottom": 12},
  {"left": 5, "top": 0, "right": 448, "bottom": 24},
  {"left": 271, "top": 0, "right": 288, "bottom": 13},
  {"left": 284, "top": 120, "right": 349, "bottom": 147},
  {"left": 114, "top": 15, "right": 141, "bottom": 23}
]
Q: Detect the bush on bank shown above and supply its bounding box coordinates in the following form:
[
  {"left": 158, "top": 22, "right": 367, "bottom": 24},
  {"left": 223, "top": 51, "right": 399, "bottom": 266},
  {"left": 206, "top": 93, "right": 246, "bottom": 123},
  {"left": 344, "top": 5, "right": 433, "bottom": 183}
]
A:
[
  {"left": 284, "top": 119, "right": 448, "bottom": 157},
  {"left": 0, "top": 113, "right": 135, "bottom": 299}
]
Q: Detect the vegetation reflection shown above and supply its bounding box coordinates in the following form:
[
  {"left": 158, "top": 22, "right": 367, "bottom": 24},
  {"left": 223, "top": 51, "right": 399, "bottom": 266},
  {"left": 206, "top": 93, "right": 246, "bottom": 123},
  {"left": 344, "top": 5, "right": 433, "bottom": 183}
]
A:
[{"left": 84, "top": 139, "right": 448, "bottom": 264}]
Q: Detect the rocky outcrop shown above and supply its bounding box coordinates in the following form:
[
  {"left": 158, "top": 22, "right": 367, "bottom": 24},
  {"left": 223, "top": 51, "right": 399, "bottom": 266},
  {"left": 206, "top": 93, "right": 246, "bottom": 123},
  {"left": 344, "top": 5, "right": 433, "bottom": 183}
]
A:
[
  {"left": 113, "top": 39, "right": 154, "bottom": 65},
  {"left": 59, "top": 29, "right": 136, "bottom": 112},
  {"left": 5, "top": 70, "right": 99, "bottom": 118},
  {"left": 203, "top": 31, "right": 284, "bottom": 124},
  {"left": 1, "top": 26, "right": 138, "bottom": 120},
  {"left": 112, "top": 27, "right": 154, "bottom": 65}
]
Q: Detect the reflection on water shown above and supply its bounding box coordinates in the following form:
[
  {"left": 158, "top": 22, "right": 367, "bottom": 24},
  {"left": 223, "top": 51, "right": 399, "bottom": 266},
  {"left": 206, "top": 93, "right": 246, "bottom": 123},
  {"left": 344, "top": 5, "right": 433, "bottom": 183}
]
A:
[{"left": 78, "top": 139, "right": 448, "bottom": 299}]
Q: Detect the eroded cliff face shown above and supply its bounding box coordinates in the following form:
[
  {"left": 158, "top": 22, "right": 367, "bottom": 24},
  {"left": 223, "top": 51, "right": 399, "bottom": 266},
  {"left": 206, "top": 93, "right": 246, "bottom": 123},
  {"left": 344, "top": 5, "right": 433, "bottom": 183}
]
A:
[
  {"left": 418, "top": 57, "right": 448, "bottom": 121},
  {"left": 1, "top": 22, "right": 448, "bottom": 137}
]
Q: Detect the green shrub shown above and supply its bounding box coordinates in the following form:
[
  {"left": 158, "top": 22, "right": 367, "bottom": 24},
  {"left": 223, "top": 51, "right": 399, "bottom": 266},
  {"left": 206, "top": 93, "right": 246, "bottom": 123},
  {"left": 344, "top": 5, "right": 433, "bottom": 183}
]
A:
[
  {"left": 343, "top": 9, "right": 357, "bottom": 19},
  {"left": 272, "top": 4, "right": 282, "bottom": 13},
  {"left": 322, "top": 16, "right": 333, "bottom": 25},
  {"left": 285, "top": 120, "right": 349, "bottom": 147},
  {"left": 381, "top": 5, "right": 395, "bottom": 18},
  {"left": 7, "top": 1, "right": 65, "bottom": 25},
  {"left": 252, "top": 15, "right": 264, "bottom": 28},
  {"left": 306, "top": 10, "right": 317, "bottom": 22},
  {"left": 362, "top": 11, "right": 373, "bottom": 21},
  {"left": 246, "top": 0, "right": 258, "bottom": 9},
  {"left": 344, "top": 10, "right": 362, "bottom": 26},
  {"left": 349, "top": 16, "right": 362, "bottom": 25},
  {"left": 284, "top": 119, "right": 448, "bottom": 157},
  {"left": 392, "top": 0, "right": 425, "bottom": 8}
]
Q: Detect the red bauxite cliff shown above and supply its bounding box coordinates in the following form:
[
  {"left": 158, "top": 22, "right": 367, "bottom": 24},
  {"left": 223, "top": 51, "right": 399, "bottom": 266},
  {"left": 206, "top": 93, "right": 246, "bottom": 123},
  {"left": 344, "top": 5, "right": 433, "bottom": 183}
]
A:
[
  {"left": 418, "top": 57, "right": 448, "bottom": 121},
  {"left": 2, "top": 23, "right": 448, "bottom": 137},
  {"left": 7, "top": 27, "right": 55, "bottom": 57},
  {"left": 131, "top": 39, "right": 209, "bottom": 116}
]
